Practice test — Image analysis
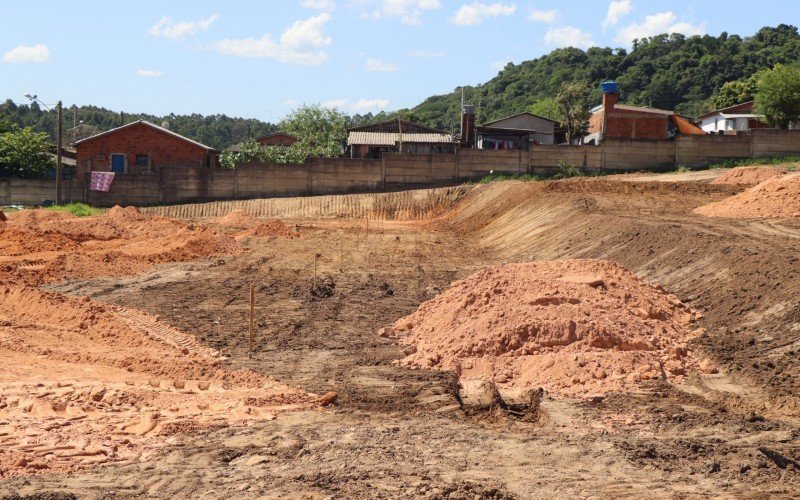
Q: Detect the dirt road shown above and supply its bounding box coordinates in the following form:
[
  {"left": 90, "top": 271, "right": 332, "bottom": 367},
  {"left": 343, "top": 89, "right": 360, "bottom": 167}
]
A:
[{"left": 3, "top": 178, "right": 800, "bottom": 498}]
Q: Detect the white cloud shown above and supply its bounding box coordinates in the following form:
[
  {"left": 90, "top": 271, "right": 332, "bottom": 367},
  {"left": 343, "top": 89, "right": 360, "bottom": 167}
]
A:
[
  {"left": 211, "top": 13, "right": 333, "bottom": 66},
  {"left": 602, "top": 0, "right": 632, "bottom": 31},
  {"left": 544, "top": 26, "right": 595, "bottom": 49},
  {"left": 451, "top": 2, "right": 516, "bottom": 26},
  {"left": 324, "top": 98, "right": 391, "bottom": 113},
  {"left": 3, "top": 44, "right": 50, "bottom": 64},
  {"left": 301, "top": 0, "right": 336, "bottom": 10},
  {"left": 149, "top": 14, "right": 218, "bottom": 40},
  {"left": 283, "top": 98, "right": 298, "bottom": 107},
  {"left": 490, "top": 60, "right": 510, "bottom": 71},
  {"left": 528, "top": 9, "right": 556, "bottom": 24},
  {"left": 615, "top": 12, "right": 707, "bottom": 44},
  {"left": 408, "top": 49, "right": 445, "bottom": 58},
  {"left": 135, "top": 69, "right": 163, "bottom": 77},
  {"left": 354, "top": 0, "right": 441, "bottom": 25},
  {"left": 365, "top": 58, "right": 398, "bottom": 72}
]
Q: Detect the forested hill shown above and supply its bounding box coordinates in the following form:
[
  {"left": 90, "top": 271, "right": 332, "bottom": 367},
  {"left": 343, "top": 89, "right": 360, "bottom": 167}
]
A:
[
  {"left": 384, "top": 24, "right": 800, "bottom": 132},
  {"left": 0, "top": 101, "right": 278, "bottom": 150}
]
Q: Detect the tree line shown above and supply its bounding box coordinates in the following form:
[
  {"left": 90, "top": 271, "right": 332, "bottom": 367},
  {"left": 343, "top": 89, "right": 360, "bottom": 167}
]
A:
[
  {"left": 387, "top": 24, "right": 800, "bottom": 132},
  {"left": 0, "top": 100, "right": 279, "bottom": 151}
]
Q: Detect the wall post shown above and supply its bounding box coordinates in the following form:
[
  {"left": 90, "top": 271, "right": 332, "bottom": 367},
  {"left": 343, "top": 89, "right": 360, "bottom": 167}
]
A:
[
  {"left": 749, "top": 130, "right": 756, "bottom": 159},
  {"left": 157, "top": 168, "right": 165, "bottom": 204},
  {"left": 454, "top": 149, "right": 461, "bottom": 181},
  {"left": 674, "top": 138, "right": 680, "bottom": 168},
  {"left": 381, "top": 155, "right": 387, "bottom": 190},
  {"left": 307, "top": 161, "right": 313, "bottom": 196},
  {"left": 234, "top": 166, "right": 239, "bottom": 199}
]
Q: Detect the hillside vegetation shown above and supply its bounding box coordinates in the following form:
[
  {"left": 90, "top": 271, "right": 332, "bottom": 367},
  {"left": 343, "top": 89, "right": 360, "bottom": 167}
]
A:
[
  {"left": 374, "top": 24, "right": 800, "bottom": 131},
  {"left": 0, "top": 101, "right": 279, "bottom": 151}
]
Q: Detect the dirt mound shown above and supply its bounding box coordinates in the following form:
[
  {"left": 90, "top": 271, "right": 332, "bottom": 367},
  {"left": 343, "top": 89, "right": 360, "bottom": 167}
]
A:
[
  {"left": 1, "top": 207, "right": 244, "bottom": 286},
  {"left": 212, "top": 209, "right": 260, "bottom": 228},
  {"left": 695, "top": 173, "right": 800, "bottom": 219},
  {"left": 209, "top": 210, "right": 300, "bottom": 238},
  {"left": 0, "top": 283, "right": 318, "bottom": 478},
  {"left": 382, "top": 259, "right": 704, "bottom": 397},
  {"left": 711, "top": 166, "right": 787, "bottom": 185}
]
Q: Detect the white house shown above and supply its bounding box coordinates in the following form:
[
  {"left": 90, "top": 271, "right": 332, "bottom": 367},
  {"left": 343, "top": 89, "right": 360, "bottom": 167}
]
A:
[{"left": 696, "top": 101, "right": 767, "bottom": 134}]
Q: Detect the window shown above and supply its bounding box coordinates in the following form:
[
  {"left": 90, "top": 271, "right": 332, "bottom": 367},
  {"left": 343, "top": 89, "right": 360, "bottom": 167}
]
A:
[{"left": 135, "top": 154, "right": 149, "bottom": 167}]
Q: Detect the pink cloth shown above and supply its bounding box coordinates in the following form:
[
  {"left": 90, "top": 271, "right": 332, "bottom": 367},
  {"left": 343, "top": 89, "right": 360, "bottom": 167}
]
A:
[{"left": 89, "top": 171, "right": 115, "bottom": 192}]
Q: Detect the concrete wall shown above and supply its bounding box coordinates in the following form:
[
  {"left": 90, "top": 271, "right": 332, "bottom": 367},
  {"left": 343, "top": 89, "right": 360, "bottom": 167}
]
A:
[{"left": 5, "top": 130, "right": 800, "bottom": 207}]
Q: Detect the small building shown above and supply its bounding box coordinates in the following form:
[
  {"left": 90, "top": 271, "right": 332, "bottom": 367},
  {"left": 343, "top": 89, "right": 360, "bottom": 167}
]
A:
[
  {"left": 587, "top": 81, "right": 703, "bottom": 142},
  {"left": 74, "top": 120, "right": 218, "bottom": 176},
  {"left": 477, "top": 112, "right": 557, "bottom": 149},
  {"left": 347, "top": 119, "right": 454, "bottom": 158},
  {"left": 256, "top": 132, "right": 298, "bottom": 147},
  {"left": 696, "top": 102, "right": 768, "bottom": 134}
]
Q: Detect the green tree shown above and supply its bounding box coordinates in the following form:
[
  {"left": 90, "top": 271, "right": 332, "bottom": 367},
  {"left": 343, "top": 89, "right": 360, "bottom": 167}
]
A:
[
  {"left": 220, "top": 104, "right": 349, "bottom": 168},
  {"left": 527, "top": 98, "right": 559, "bottom": 121},
  {"left": 755, "top": 64, "right": 800, "bottom": 129},
  {"left": 556, "top": 82, "right": 591, "bottom": 143},
  {"left": 0, "top": 127, "right": 55, "bottom": 178},
  {"left": 713, "top": 73, "right": 761, "bottom": 108},
  {"left": 281, "top": 104, "right": 348, "bottom": 158}
]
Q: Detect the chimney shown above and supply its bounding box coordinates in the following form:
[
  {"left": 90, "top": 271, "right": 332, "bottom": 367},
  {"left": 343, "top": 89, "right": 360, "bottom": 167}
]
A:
[
  {"left": 600, "top": 81, "right": 620, "bottom": 138},
  {"left": 461, "top": 104, "right": 476, "bottom": 148}
]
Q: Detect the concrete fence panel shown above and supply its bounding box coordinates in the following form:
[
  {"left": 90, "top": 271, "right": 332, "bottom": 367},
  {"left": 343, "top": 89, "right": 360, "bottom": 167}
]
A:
[
  {"left": 675, "top": 135, "right": 751, "bottom": 167},
  {"left": 751, "top": 129, "right": 800, "bottom": 158}
]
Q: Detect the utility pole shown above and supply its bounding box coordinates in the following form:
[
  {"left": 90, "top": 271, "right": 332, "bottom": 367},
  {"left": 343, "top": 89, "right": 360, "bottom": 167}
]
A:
[{"left": 56, "top": 101, "right": 63, "bottom": 205}]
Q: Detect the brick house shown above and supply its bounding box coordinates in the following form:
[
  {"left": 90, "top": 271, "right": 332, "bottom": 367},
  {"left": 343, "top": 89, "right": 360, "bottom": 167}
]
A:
[
  {"left": 586, "top": 82, "right": 703, "bottom": 143},
  {"left": 74, "top": 120, "right": 218, "bottom": 177}
]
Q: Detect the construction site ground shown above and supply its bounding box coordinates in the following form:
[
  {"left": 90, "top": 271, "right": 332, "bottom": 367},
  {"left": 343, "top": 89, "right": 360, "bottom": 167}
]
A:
[{"left": 2, "top": 170, "right": 800, "bottom": 499}]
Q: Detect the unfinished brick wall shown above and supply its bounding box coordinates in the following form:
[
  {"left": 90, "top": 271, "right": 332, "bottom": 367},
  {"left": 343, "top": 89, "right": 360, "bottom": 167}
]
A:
[{"left": 75, "top": 122, "right": 213, "bottom": 177}]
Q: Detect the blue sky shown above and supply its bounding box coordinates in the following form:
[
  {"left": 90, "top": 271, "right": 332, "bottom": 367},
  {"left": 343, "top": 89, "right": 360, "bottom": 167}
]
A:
[{"left": 0, "top": 1, "right": 792, "bottom": 122}]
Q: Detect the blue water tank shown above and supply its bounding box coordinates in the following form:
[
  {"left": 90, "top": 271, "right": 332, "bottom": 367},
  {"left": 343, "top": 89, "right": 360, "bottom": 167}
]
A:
[{"left": 600, "top": 81, "right": 619, "bottom": 94}]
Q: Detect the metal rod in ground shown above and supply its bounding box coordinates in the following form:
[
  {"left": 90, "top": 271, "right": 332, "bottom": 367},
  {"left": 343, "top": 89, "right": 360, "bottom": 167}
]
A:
[
  {"left": 248, "top": 284, "right": 254, "bottom": 358},
  {"left": 313, "top": 253, "right": 318, "bottom": 290}
]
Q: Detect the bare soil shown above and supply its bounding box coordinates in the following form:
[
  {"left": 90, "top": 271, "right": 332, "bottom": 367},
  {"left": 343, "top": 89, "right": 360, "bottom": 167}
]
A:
[{"left": 3, "top": 176, "right": 800, "bottom": 498}]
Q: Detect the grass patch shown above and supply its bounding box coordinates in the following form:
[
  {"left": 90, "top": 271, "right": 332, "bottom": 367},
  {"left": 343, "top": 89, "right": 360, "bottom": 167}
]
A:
[
  {"left": 709, "top": 156, "right": 800, "bottom": 170},
  {"left": 474, "top": 173, "right": 541, "bottom": 184},
  {"left": 46, "top": 202, "right": 103, "bottom": 217}
]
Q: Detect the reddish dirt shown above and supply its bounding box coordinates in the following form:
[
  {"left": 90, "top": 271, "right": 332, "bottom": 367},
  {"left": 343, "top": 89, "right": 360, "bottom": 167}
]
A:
[
  {"left": 383, "top": 259, "right": 707, "bottom": 397},
  {"left": 0, "top": 206, "right": 244, "bottom": 285},
  {"left": 209, "top": 209, "right": 301, "bottom": 239},
  {"left": 710, "top": 166, "right": 788, "bottom": 185},
  {"left": 695, "top": 173, "right": 800, "bottom": 218},
  {"left": 0, "top": 207, "right": 319, "bottom": 479},
  {"left": 3, "top": 178, "right": 800, "bottom": 498}
]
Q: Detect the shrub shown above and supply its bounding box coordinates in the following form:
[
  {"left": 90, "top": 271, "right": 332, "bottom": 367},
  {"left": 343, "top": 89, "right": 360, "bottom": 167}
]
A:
[{"left": 552, "top": 160, "right": 585, "bottom": 179}]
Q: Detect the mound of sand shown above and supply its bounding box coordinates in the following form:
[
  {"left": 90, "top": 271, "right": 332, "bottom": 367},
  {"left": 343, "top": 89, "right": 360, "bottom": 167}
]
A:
[
  {"left": 0, "top": 283, "right": 319, "bottom": 477},
  {"left": 382, "top": 259, "right": 704, "bottom": 397},
  {"left": 0, "top": 207, "right": 319, "bottom": 477},
  {"left": 1, "top": 206, "right": 244, "bottom": 285},
  {"left": 695, "top": 173, "right": 800, "bottom": 219},
  {"left": 210, "top": 209, "right": 300, "bottom": 239},
  {"left": 711, "top": 166, "right": 787, "bottom": 185}
]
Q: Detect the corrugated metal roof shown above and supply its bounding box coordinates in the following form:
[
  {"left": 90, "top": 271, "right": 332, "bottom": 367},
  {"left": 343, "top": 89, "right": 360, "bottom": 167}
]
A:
[{"left": 347, "top": 131, "right": 453, "bottom": 146}]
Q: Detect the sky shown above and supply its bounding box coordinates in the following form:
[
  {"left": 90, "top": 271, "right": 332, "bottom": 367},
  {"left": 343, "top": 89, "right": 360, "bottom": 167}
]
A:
[{"left": 0, "top": 0, "right": 793, "bottom": 122}]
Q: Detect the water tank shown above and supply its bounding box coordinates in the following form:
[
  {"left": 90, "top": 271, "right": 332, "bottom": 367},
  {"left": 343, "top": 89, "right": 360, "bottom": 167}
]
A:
[{"left": 600, "top": 81, "right": 619, "bottom": 94}]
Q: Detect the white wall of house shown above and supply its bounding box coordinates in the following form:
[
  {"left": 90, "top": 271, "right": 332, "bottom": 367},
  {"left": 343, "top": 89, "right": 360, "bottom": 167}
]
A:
[{"left": 700, "top": 114, "right": 761, "bottom": 133}]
